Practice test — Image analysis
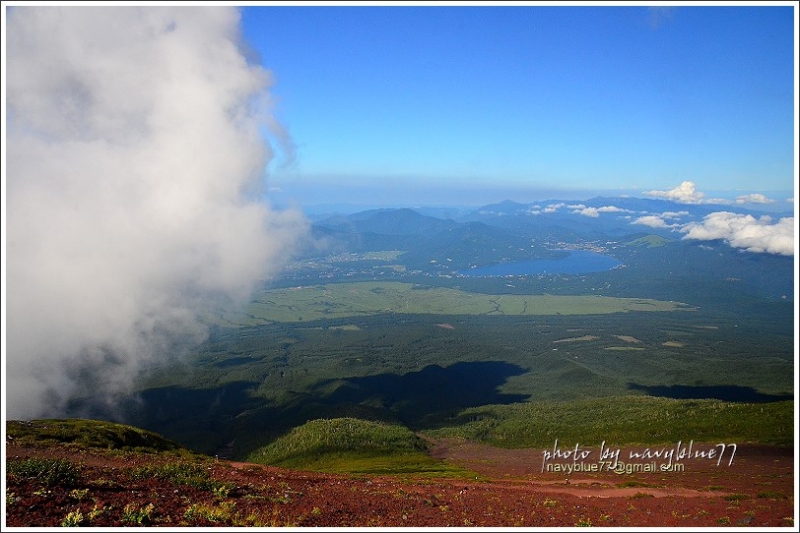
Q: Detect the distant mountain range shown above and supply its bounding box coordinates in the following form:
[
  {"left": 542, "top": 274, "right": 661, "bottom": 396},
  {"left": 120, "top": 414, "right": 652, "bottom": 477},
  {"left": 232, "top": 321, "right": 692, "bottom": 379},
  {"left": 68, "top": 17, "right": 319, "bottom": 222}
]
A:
[
  {"left": 311, "top": 195, "right": 792, "bottom": 247},
  {"left": 288, "top": 196, "right": 794, "bottom": 302}
]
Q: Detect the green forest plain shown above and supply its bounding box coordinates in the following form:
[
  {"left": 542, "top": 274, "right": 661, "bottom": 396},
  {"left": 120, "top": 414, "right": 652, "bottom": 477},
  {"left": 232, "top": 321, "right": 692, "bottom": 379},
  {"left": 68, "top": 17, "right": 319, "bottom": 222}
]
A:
[
  {"left": 67, "top": 208, "right": 795, "bottom": 473},
  {"left": 119, "top": 274, "right": 792, "bottom": 470}
]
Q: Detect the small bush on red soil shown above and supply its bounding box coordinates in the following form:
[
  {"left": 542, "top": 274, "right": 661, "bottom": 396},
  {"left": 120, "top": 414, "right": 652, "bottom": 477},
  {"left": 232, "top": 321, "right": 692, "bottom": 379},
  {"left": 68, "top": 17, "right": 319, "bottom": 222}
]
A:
[
  {"left": 757, "top": 491, "right": 789, "bottom": 499},
  {"left": 7, "top": 457, "right": 81, "bottom": 486}
]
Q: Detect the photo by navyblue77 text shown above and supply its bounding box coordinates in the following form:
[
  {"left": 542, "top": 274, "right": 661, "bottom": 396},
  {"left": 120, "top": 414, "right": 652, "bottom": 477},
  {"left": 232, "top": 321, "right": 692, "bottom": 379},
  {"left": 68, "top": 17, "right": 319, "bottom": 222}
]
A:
[{"left": 541, "top": 439, "right": 737, "bottom": 474}]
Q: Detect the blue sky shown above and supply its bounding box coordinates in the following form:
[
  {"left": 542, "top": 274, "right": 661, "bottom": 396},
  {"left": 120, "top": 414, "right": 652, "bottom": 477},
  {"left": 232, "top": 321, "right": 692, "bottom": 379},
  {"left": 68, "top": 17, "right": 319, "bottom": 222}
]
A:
[{"left": 240, "top": 4, "right": 796, "bottom": 208}]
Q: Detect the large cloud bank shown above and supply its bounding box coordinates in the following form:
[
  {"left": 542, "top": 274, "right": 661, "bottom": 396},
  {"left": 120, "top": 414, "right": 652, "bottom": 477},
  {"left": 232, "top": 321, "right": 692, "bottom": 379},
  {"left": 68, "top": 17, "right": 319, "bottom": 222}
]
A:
[
  {"left": 5, "top": 7, "right": 307, "bottom": 419},
  {"left": 681, "top": 212, "right": 794, "bottom": 256},
  {"left": 634, "top": 182, "right": 794, "bottom": 256}
]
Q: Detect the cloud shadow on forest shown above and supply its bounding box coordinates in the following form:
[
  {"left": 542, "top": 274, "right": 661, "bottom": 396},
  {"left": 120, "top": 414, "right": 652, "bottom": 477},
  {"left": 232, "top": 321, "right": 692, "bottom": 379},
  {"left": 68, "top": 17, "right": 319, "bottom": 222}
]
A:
[
  {"left": 66, "top": 380, "right": 262, "bottom": 455},
  {"left": 627, "top": 383, "right": 792, "bottom": 403},
  {"left": 313, "top": 361, "right": 530, "bottom": 427}
]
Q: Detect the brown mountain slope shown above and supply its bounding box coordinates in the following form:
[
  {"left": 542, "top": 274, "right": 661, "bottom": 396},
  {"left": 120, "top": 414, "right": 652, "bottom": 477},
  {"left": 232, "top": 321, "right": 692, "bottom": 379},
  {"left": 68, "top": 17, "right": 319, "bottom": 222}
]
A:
[{"left": 5, "top": 434, "right": 794, "bottom": 527}]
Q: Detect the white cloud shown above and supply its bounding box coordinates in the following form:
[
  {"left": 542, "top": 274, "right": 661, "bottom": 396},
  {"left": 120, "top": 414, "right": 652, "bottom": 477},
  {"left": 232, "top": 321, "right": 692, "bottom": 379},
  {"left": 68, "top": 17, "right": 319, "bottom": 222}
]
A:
[
  {"left": 631, "top": 209, "right": 694, "bottom": 228},
  {"left": 6, "top": 7, "right": 308, "bottom": 418},
  {"left": 570, "top": 204, "right": 629, "bottom": 217},
  {"left": 632, "top": 215, "right": 672, "bottom": 228},
  {"left": 705, "top": 197, "right": 734, "bottom": 205},
  {"left": 543, "top": 202, "right": 565, "bottom": 213},
  {"left": 642, "top": 181, "right": 740, "bottom": 205},
  {"left": 661, "top": 210, "right": 689, "bottom": 219},
  {"left": 735, "top": 193, "right": 775, "bottom": 205},
  {"left": 575, "top": 207, "right": 600, "bottom": 217},
  {"left": 643, "top": 181, "right": 706, "bottom": 204},
  {"left": 682, "top": 212, "right": 794, "bottom": 256},
  {"left": 596, "top": 205, "right": 629, "bottom": 213}
]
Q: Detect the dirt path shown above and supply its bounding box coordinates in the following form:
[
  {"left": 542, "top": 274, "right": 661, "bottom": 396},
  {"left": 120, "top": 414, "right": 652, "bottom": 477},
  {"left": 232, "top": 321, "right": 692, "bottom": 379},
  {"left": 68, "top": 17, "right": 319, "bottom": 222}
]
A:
[{"left": 429, "top": 438, "right": 794, "bottom": 495}]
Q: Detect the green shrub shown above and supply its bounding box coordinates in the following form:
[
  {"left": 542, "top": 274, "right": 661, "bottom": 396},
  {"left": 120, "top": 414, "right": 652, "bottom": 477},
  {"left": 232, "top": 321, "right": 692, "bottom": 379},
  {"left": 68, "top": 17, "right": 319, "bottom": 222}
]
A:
[
  {"left": 184, "top": 501, "right": 236, "bottom": 523},
  {"left": 60, "top": 510, "right": 87, "bottom": 527},
  {"left": 757, "top": 491, "right": 788, "bottom": 499},
  {"left": 129, "top": 462, "right": 216, "bottom": 490},
  {"left": 7, "top": 458, "right": 81, "bottom": 486},
  {"left": 723, "top": 493, "right": 747, "bottom": 501},
  {"left": 122, "top": 502, "right": 155, "bottom": 525}
]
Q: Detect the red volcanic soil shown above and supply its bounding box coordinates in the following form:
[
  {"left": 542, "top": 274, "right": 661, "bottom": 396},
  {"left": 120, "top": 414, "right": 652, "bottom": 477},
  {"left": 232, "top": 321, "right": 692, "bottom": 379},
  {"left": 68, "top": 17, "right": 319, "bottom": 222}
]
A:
[{"left": 5, "top": 440, "right": 796, "bottom": 527}]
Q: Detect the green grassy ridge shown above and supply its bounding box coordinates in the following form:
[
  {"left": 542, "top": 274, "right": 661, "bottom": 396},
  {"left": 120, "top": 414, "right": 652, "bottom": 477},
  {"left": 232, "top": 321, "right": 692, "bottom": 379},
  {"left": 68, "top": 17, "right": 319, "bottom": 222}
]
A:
[
  {"left": 624, "top": 235, "right": 670, "bottom": 248},
  {"left": 211, "top": 281, "right": 692, "bottom": 325},
  {"left": 247, "top": 417, "right": 426, "bottom": 463},
  {"left": 423, "top": 396, "right": 794, "bottom": 448},
  {"left": 6, "top": 419, "right": 189, "bottom": 455},
  {"left": 254, "top": 449, "right": 477, "bottom": 477},
  {"left": 245, "top": 417, "right": 476, "bottom": 476}
]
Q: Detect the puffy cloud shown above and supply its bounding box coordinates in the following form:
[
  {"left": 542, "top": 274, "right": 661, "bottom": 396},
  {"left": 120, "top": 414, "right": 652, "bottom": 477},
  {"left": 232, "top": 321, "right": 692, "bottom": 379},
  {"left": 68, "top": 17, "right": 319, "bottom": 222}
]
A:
[
  {"left": 735, "top": 193, "right": 775, "bottom": 205},
  {"left": 661, "top": 210, "right": 689, "bottom": 219},
  {"left": 571, "top": 205, "right": 631, "bottom": 217},
  {"left": 596, "top": 205, "right": 630, "bottom": 213},
  {"left": 643, "top": 181, "right": 706, "bottom": 204},
  {"left": 632, "top": 215, "right": 673, "bottom": 228},
  {"left": 631, "top": 210, "right": 691, "bottom": 228},
  {"left": 576, "top": 207, "right": 600, "bottom": 217},
  {"left": 643, "top": 181, "right": 742, "bottom": 205},
  {"left": 543, "top": 202, "right": 565, "bottom": 213},
  {"left": 568, "top": 204, "right": 630, "bottom": 217},
  {"left": 682, "top": 212, "right": 794, "bottom": 256},
  {"left": 5, "top": 7, "right": 308, "bottom": 418}
]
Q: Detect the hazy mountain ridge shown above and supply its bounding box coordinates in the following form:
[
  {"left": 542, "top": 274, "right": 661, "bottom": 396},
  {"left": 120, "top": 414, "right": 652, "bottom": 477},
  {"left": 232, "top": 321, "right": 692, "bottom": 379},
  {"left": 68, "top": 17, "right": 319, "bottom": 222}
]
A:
[
  {"left": 457, "top": 196, "right": 792, "bottom": 239},
  {"left": 297, "top": 197, "right": 793, "bottom": 301},
  {"left": 316, "top": 208, "right": 460, "bottom": 236},
  {"left": 311, "top": 195, "right": 794, "bottom": 247}
]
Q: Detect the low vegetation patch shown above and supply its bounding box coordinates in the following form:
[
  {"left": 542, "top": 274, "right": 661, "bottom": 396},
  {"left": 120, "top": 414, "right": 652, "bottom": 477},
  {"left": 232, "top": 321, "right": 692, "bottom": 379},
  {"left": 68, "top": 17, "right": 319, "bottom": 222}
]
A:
[
  {"left": 757, "top": 491, "right": 789, "bottom": 500},
  {"left": 247, "top": 418, "right": 474, "bottom": 476},
  {"left": 424, "top": 396, "right": 793, "bottom": 447},
  {"left": 7, "top": 458, "right": 81, "bottom": 486},
  {"left": 6, "top": 419, "right": 187, "bottom": 454},
  {"left": 128, "top": 461, "right": 230, "bottom": 493},
  {"left": 121, "top": 502, "right": 155, "bottom": 525},
  {"left": 219, "top": 281, "right": 692, "bottom": 325}
]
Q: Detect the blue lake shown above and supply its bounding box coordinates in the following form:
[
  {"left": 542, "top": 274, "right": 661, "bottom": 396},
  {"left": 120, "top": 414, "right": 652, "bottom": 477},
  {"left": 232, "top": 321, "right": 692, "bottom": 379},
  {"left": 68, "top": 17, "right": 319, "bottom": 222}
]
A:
[{"left": 459, "top": 250, "right": 621, "bottom": 277}]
